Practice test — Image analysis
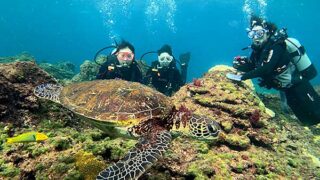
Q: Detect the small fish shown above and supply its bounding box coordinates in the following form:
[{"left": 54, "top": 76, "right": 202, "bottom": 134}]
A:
[{"left": 6, "top": 132, "right": 48, "bottom": 144}]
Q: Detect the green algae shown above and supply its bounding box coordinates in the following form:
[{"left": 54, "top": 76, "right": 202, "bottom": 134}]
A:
[
  {"left": 187, "top": 163, "right": 212, "bottom": 180},
  {"left": 51, "top": 137, "right": 72, "bottom": 151},
  {"left": 63, "top": 170, "right": 84, "bottom": 180},
  {"left": 52, "top": 162, "right": 72, "bottom": 174},
  {"left": 0, "top": 162, "right": 20, "bottom": 177},
  {"left": 186, "top": 151, "right": 235, "bottom": 179},
  {"left": 58, "top": 155, "right": 76, "bottom": 164},
  {"left": 30, "top": 146, "right": 50, "bottom": 157},
  {"left": 287, "top": 158, "right": 298, "bottom": 168},
  {"left": 83, "top": 138, "right": 136, "bottom": 160},
  {"left": 221, "top": 121, "right": 233, "bottom": 132},
  {"left": 225, "top": 133, "right": 250, "bottom": 149},
  {"left": 35, "top": 163, "right": 46, "bottom": 171}
]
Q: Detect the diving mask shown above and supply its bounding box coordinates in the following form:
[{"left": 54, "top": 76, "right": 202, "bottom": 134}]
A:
[
  {"left": 116, "top": 51, "right": 134, "bottom": 61},
  {"left": 247, "top": 28, "right": 268, "bottom": 39},
  {"left": 158, "top": 52, "right": 173, "bottom": 67}
]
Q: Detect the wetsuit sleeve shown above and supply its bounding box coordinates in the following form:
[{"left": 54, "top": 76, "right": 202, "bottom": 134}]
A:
[
  {"left": 96, "top": 61, "right": 109, "bottom": 79},
  {"left": 96, "top": 55, "right": 117, "bottom": 79},
  {"left": 241, "top": 44, "right": 285, "bottom": 80}
]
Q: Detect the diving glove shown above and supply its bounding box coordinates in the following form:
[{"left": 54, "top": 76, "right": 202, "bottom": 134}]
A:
[{"left": 226, "top": 73, "right": 242, "bottom": 81}]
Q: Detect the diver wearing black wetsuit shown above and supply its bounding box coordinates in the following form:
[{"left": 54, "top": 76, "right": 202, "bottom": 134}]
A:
[
  {"left": 234, "top": 16, "right": 320, "bottom": 126},
  {"left": 96, "top": 55, "right": 142, "bottom": 82},
  {"left": 145, "top": 60, "right": 184, "bottom": 96},
  {"left": 144, "top": 44, "right": 186, "bottom": 96},
  {"left": 96, "top": 41, "right": 142, "bottom": 83}
]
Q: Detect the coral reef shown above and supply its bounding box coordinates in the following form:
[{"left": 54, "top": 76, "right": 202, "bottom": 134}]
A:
[{"left": 0, "top": 61, "right": 319, "bottom": 179}]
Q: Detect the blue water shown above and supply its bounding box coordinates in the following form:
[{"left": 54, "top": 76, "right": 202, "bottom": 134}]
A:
[{"left": 0, "top": 0, "right": 320, "bottom": 84}]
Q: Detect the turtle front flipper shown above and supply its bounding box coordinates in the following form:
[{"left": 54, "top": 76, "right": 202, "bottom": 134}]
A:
[
  {"left": 97, "top": 130, "right": 172, "bottom": 180},
  {"left": 34, "top": 83, "right": 62, "bottom": 103},
  {"left": 188, "top": 114, "right": 221, "bottom": 139}
]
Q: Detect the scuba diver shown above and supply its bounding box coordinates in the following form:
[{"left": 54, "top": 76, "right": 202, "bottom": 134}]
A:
[
  {"left": 227, "top": 15, "right": 320, "bottom": 126},
  {"left": 95, "top": 40, "right": 143, "bottom": 82},
  {"left": 143, "top": 44, "right": 190, "bottom": 96}
]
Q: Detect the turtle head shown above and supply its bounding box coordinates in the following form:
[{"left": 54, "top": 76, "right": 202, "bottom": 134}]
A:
[
  {"left": 34, "top": 83, "right": 62, "bottom": 103},
  {"left": 174, "top": 106, "right": 221, "bottom": 139},
  {"left": 188, "top": 114, "right": 221, "bottom": 139}
]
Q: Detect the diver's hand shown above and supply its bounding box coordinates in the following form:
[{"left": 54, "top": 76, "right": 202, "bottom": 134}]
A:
[
  {"left": 179, "top": 52, "right": 191, "bottom": 66},
  {"left": 233, "top": 56, "right": 248, "bottom": 69},
  {"left": 226, "top": 73, "right": 243, "bottom": 81}
]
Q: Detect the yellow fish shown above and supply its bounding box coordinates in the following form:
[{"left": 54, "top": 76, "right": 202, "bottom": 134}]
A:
[{"left": 6, "top": 132, "right": 48, "bottom": 144}]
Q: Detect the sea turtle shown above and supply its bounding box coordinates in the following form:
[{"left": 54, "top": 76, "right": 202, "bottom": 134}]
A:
[{"left": 34, "top": 79, "right": 221, "bottom": 180}]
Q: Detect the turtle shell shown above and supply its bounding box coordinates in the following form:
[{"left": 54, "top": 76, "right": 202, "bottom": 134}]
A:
[{"left": 60, "top": 79, "right": 173, "bottom": 127}]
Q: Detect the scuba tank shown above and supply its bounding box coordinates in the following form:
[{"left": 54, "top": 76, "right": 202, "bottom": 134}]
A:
[
  {"left": 273, "top": 28, "right": 317, "bottom": 81},
  {"left": 285, "top": 37, "right": 317, "bottom": 80}
]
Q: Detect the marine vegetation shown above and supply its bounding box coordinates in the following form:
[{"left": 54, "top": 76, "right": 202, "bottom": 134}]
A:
[{"left": 0, "top": 56, "right": 319, "bottom": 179}]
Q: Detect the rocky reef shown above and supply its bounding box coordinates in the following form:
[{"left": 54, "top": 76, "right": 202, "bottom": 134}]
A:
[
  {"left": 0, "top": 61, "right": 57, "bottom": 126},
  {"left": 0, "top": 52, "right": 35, "bottom": 63},
  {"left": 155, "top": 65, "right": 320, "bottom": 179},
  {"left": 71, "top": 60, "right": 100, "bottom": 82},
  {"left": 0, "top": 60, "right": 319, "bottom": 179},
  {"left": 38, "top": 61, "right": 76, "bottom": 80}
]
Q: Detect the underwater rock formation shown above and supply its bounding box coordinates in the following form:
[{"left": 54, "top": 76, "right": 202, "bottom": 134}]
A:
[
  {"left": 38, "top": 61, "right": 76, "bottom": 80},
  {"left": 0, "top": 61, "right": 56, "bottom": 126},
  {"left": 171, "top": 65, "right": 274, "bottom": 149},
  {"left": 146, "top": 65, "right": 320, "bottom": 179},
  {"left": 71, "top": 60, "right": 100, "bottom": 82},
  {"left": 0, "top": 52, "right": 35, "bottom": 63}
]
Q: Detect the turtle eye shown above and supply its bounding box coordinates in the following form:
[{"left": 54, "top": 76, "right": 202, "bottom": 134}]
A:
[{"left": 207, "top": 122, "right": 221, "bottom": 137}]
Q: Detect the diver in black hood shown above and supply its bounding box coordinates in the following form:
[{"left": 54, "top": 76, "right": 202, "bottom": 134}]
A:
[
  {"left": 96, "top": 40, "right": 142, "bottom": 82},
  {"left": 228, "top": 15, "right": 320, "bottom": 126},
  {"left": 143, "top": 44, "right": 189, "bottom": 96}
]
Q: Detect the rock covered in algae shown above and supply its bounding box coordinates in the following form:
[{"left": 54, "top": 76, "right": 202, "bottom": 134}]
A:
[
  {"left": 0, "top": 119, "right": 136, "bottom": 179},
  {"left": 172, "top": 65, "right": 275, "bottom": 149},
  {"left": 142, "top": 65, "right": 320, "bottom": 179},
  {"left": 38, "top": 61, "right": 76, "bottom": 80},
  {"left": 0, "top": 61, "right": 56, "bottom": 126},
  {"left": 0, "top": 52, "right": 35, "bottom": 63},
  {"left": 71, "top": 60, "right": 100, "bottom": 82}
]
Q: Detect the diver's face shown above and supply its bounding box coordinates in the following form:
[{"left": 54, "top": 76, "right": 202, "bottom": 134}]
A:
[
  {"left": 116, "top": 47, "right": 134, "bottom": 66},
  {"left": 249, "top": 25, "right": 269, "bottom": 47},
  {"left": 158, "top": 52, "right": 173, "bottom": 68}
]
